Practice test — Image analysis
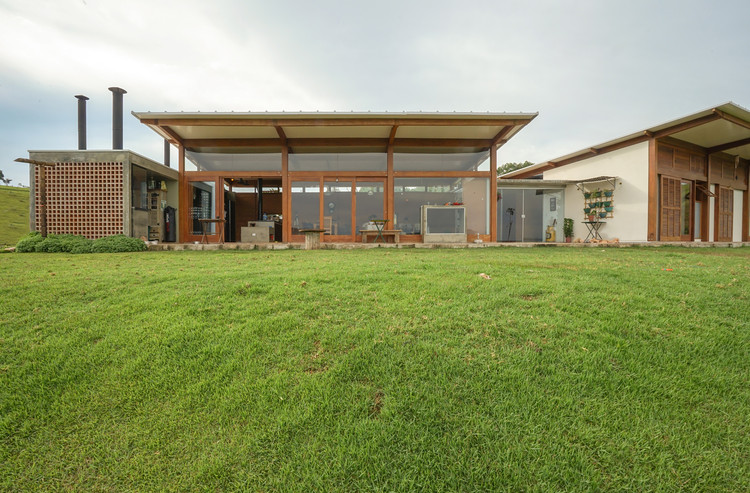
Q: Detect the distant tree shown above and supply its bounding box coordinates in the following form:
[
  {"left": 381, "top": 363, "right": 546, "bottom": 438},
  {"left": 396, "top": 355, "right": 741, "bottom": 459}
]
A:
[
  {"left": 497, "top": 161, "right": 534, "bottom": 176},
  {"left": 0, "top": 170, "right": 11, "bottom": 186}
]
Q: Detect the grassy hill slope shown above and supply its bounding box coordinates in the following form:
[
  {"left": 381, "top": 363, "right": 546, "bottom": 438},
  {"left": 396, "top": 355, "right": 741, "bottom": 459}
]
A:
[{"left": 0, "top": 185, "right": 30, "bottom": 246}]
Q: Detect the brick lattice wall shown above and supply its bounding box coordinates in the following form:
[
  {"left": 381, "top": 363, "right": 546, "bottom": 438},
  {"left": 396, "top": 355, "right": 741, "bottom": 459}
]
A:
[{"left": 34, "top": 162, "right": 124, "bottom": 238}]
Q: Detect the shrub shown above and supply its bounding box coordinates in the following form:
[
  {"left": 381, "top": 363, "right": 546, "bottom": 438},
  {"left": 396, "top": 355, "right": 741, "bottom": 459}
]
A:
[
  {"left": 34, "top": 235, "right": 65, "bottom": 253},
  {"left": 15, "top": 232, "right": 44, "bottom": 252},
  {"left": 91, "top": 235, "right": 147, "bottom": 253}
]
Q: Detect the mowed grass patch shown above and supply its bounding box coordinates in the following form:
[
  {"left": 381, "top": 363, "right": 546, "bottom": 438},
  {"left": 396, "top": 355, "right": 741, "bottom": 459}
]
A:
[
  {"left": 0, "top": 247, "right": 748, "bottom": 491},
  {"left": 0, "top": 186, "right": 29, "bottom": 247}
]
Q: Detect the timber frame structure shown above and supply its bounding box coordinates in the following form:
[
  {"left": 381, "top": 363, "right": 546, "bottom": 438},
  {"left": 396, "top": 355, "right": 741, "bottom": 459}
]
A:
[
  {"left": 134, "top": 111, "right": 537, "bottom": 244},
  {"left": 502, "top": 103, "right": 750, "bottom": 243}
]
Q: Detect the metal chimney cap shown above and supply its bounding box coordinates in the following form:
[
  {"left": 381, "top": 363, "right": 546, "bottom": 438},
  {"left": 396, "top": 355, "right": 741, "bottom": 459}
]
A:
[
  {"left": 108, "top": 87, "right": 127, "bottom": 94},
  {"left": 75, "top": 95, "right": 89, "bottom": 100}
]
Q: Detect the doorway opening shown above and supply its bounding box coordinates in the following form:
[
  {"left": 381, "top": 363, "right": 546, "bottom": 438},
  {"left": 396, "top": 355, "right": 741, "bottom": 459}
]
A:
[{"left": 223, "top": 177, "right": 282, "bottom": 242}]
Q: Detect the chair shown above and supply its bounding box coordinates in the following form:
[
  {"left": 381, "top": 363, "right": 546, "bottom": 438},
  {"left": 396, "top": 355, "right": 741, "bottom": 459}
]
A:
[{"left": 323, "top": 216, "right": 337, "bottom": 235}]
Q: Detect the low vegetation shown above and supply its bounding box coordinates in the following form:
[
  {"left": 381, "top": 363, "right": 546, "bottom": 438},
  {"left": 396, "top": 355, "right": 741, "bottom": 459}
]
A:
[
  {"left": 1, "top": 247, "right": 748, "bottom": 491},
  {"left": 15, "top": 232, "right": 146, "bottom": 254}
]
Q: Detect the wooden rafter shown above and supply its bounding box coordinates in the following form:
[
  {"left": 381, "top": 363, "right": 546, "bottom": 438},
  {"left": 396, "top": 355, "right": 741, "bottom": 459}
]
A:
[
  {"left": 388, "top": 125, "right": 398, "bottom": 146},
  {"left": 706, "top": 137, "right": 750, "bottom": 155},
  {"left": 491, "top": 125, "right": 514, "bottom": 148},
  {"left": 714, "top": 109, "right": 750, "bottom": 131},
  {"left": 14, "top": 157, "right": 57, "bottom": 167}
]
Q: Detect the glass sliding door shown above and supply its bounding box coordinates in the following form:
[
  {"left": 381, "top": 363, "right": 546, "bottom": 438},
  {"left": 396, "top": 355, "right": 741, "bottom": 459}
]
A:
[
  {"left": 497, "top": 188, "right": 563, "bottom": 242},
  {"left": 323, "top": 181, "right": 352, "bottom": 236},
  {"left": 355, "top": 181, "right": 385, "bottom": 232},
  {"left": 188, "top": 180, "right": 217, "bottom": 236}
]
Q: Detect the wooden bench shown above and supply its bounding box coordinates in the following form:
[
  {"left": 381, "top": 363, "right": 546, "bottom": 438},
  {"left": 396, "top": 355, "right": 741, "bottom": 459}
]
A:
[{"left": 360, "top": 229, "right": 402, "bottom": 243}]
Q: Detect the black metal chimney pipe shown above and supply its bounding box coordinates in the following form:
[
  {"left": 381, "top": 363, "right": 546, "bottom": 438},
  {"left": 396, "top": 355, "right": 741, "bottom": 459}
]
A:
[
  {"left": 75, "top": 95, "right": 89, "bottom": 150},
  {"left": 108, "top": 87, "right": 127, "bottom": 149},
  {"left": 164, "top": 139, "right": 171, "bottom": 167}
]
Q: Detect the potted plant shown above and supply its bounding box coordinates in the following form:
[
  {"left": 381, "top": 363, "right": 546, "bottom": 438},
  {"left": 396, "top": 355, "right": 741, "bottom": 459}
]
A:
[
  {"left": 587, "top": 208, "right": 597, "bottom": 222},
  {"left": 563, "top": 218, "right": 574, "bottom": 242},
  {"left": 604, "top": 189, "right": 614, "bottom": 197}
]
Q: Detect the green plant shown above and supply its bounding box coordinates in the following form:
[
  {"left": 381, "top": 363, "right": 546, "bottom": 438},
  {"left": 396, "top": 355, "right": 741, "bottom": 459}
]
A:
[
  {"left": 91, "top": 234, "right": 147, "bottom": 253},
  {"left": 563, "top": 218, "right": 574, "bottom": 238},
  {"left": 15, "top": 231, "right": 43, "bottom": 252}
]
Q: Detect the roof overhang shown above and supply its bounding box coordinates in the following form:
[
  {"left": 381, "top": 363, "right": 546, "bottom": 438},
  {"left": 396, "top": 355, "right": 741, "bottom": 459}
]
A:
[
  {"left": 132, "top": 111, "right": 538, "bottom": 154},
  {"left": 502, "top": 102, "right": 750, "bottom": 179}
]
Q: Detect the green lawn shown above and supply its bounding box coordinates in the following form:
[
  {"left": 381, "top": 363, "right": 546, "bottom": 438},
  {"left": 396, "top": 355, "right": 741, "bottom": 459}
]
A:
[
  {"left": 1, "top": 247, "right": 748, "bottom": 491},
  {"left": 0, "top": 185, "right": 29, "bottom": 247}
]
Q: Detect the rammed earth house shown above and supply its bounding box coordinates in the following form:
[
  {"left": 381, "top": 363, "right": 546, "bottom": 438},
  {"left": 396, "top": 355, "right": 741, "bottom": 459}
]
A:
[
  {"left": 501, "top": 103, "right": 750, "bottom": 243},
  {"left": 132, "top": 111, "right": 537, "bottom": 244}
]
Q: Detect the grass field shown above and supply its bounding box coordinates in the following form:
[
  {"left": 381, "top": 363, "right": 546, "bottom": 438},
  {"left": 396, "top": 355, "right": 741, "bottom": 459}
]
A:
[
  {"left": 1, "top": 247, "right": 748, "bottom": 491},
  {"left": 0, "top": 185, "right": 29, "bottom": 247}
]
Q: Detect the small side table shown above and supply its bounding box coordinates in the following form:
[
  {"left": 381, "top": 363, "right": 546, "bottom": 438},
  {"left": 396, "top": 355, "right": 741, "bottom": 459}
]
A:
[
  {"left": 371, "top": 219, "right": 389, "bottom": 243},
  {"left": 300, "top": 229, "right": 327, "bottom": 250},
  {"left": 582, "top": 221, "right": 605, "bottom": 242},
  {"left": 199, "top": 218, "right": 226, "bottom": 244}
]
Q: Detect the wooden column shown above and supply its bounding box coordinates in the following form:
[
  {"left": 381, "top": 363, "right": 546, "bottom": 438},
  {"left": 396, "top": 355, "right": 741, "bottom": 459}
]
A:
[
  {"left": 744, "top": 160, "right": 749, "bottom": 241},
  {"left": 281, "top": 146, "right": 290, "bottom": 242},
  {"left": 489, "top": 144, "right": 498, "bottom": 242},
  {"left": 386, "top": 144, "right": 394, "bottom": 223},
  {"left": 647, "top": 138, "right": 658, "bottom": 241},
  {"left": 178, "top": 144, "right": 187, "bottom": 243}
]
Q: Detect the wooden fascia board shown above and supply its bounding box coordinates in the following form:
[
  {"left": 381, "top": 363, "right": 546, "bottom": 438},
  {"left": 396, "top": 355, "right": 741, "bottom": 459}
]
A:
[
  {"left": 706, "top": 136, "right": 750, "bottom": 155},
  {"left": 182, "top": 137, "right": 494, "bottom": 149},
  {"left": 137, "top": 117, "right": 534, "bottom": 127}
]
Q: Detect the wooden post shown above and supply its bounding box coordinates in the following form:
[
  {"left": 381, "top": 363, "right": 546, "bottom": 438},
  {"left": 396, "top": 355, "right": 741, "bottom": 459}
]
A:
[
  {"left": 647, "top": 139, "right": 658, "bottom": 241},
  {"left": 14, "top": 158, "right": 57, "bottom": 237},
  {"left": 490, "top": 144, "right": 498, "bottom": 242}
]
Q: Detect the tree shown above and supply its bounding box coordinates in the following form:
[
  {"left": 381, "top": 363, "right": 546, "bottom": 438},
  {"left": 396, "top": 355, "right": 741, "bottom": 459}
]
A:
[
  {"left": 0, "top": 169, "right": 11, "bottom": 186},
  {"left": 497, "top": 161, "right": 534, "bottom": 176}
]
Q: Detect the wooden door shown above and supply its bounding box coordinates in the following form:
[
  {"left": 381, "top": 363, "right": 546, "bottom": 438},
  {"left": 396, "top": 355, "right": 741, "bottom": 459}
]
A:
[
  {"left": 715, "top": 186, "right": 733, "bottom": 242},
  {"left": 660, "top": 176, "right": 681, "bottom": 241}
]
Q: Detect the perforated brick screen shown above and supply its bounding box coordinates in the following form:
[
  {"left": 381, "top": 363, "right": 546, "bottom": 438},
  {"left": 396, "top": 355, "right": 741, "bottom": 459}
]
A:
[{"left": 34, "top": 162, "right": 124, "bottom": 238}]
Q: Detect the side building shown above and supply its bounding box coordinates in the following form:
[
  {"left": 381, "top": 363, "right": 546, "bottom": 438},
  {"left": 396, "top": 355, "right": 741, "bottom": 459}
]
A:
[{"left": 501, "top": 102, "right": 750, "bottom": 243}]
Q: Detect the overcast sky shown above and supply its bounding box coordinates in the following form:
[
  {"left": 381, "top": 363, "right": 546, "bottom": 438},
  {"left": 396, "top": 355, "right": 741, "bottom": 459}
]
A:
[{"left": 1, "top": 0, "right": 749, "bottom": 185}]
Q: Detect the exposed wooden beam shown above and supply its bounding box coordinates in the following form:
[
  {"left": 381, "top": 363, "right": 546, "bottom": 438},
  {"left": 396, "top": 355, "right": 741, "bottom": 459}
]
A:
[
  {"left": 706, "top": 136, "right": 750, "bottom": 155},
  {"left": 714, "top": 109, "right": 750, "bottom": 131},
  {"left": 274, "top": 124, "right": 288, "bottom": 142},
  {"left": 491, "top": 126, "right": 514, "bottom": 147},
  {"left": 589, "top": 147, "right": 600, "bottom": 155},
  {"left": 161, "top": 126, "right": 184, "bottom": 145},
  {"left": 15, "top": 157, "right": 57, "bottom": 167},
  {"left": 182, "top": 137, "right": 494, "bottom": 149},
  {"left": 652, "top": 113, "right": 722, "bottom": 139},
  {"left": 388, "top": 125, "right": 398, "bottom": 146}
]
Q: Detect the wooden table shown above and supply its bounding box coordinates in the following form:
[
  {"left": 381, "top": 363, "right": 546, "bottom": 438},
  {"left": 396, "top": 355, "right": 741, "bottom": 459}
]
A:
[
  {"left": 199, "top": 218, "right": 226, "bottom": 244},
  {"left": 361, "top": 229, "right": 402, "bottom": 243},
  {"left": 299, "top": 229, "right": 327, "bottom": 250}
]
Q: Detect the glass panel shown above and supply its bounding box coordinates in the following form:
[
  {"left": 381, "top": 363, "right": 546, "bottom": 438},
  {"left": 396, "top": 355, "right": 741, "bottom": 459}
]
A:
[
  {"left": 186, "top": 151, "right": 281, "bottom": 172},
  {"left": 542, "top": 190, "right": 564, "bottom": 242},
  {"left": 522, "top": 190, "right": 544, "bottom": 242},
  {"left": 188, "top": 181, "right": 216, "bottom": 235},
  {"left": 394, "top": 151, "right": 490, "bottom": 171},
  {"left": 498, "top": 189, "right": 523, "bottom": 241},
  {"left": 681, "top": 181, "right": 691, "bottom": 236},
  {"left": 290, "top": 153, "right": 386, "bottom": 171},
  {"left": 323, "top": 182, "right": 352, "bottom": 235},
  {"left": 694, "top": 201, "right": 701, "bottom": 239},
  {"left": 395, "top": 177, "right": 488, "bottom": 235},
  {"left": 424, "top": 207, "right": 465, "bottom": 234},
  {"left": 131, "top": 165, "right": 148, "bottom": 210},
  {"left": 291, "top": 181, "right": 320, "bottom": 234},
  {"left": 356, "top": 182, "right": 384, "bottom": 232}
]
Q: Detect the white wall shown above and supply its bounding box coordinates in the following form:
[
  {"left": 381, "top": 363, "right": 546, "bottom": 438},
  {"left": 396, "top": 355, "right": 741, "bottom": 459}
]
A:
[
  {"left": 733, "top": 190, "right": 743, "bottom": 242},
  {"left": 544, "top": 142, "right": 650, "bottom": 242}
]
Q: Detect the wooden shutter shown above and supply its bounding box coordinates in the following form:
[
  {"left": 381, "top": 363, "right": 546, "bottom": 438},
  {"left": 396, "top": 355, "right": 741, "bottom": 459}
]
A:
[
  {"left": 716, "top": 187, "right": 733, "bottom": 242},
  {"left": 660, "top": 176, "right": 681, "bottom": 241}
]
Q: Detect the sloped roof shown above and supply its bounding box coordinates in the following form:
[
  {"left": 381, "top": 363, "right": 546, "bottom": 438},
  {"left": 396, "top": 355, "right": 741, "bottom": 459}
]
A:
[
  {"left": 502, "top": 102, "right": 750, "bottom": 179},
  {"left": 132, "top": 111, "right": 538, "bottom": 154}
]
